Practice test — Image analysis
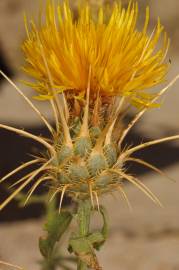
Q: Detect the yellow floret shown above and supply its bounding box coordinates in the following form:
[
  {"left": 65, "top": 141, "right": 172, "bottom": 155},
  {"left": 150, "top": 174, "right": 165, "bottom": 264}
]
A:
[{"left": 22, "top": 1, "right": 169, "bottom": 107}]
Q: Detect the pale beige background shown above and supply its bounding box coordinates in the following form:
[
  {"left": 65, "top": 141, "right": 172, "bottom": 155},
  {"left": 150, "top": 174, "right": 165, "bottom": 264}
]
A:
[{"left": 0, "top": 1, "right": 179, "bottom": 270}]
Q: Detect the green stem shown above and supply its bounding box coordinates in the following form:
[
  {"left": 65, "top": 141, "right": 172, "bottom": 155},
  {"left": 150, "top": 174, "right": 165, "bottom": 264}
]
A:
[
  {"left": 46, "top": 196, "right": 57, "bottom": 220},
  {"left": 77, "top": 260, "right": 87, "bottom": 270},
  {"left": 41, "top": 198, "right": 57, "bottom": 270},
  {"left": 77, "top": 200, "right": 91, "bottom": 270}
]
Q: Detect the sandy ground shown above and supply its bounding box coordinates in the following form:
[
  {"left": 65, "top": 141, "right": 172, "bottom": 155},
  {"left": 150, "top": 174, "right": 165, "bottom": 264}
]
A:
[{"left": 0, "top": 0, "right": 179, "bottom": 270}]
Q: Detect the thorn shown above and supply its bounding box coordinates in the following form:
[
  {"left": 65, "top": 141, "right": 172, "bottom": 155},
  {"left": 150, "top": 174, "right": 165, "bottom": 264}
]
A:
[
  {"left": 0, "top": 123, "right": 55, "bottom": 156},
  {"left": 88, "top": 181, "right": 94, "bottom": 209},
  {"left": 94, "top": 191, "right": 100, "bottom": 211},
  {"left": 79, "top": 65, "right": 92, "bottom": 137},
  {"left": 0, "top": 159, "right": 40, "bottom": 183},
  {"left": 59, "top": 184, "right": 70, "bottom": 213},
  {"left": 91, "top": 90, "right": 101, "bottom": 127},
  {"left": 117, "top": 185, "right": 132, "bottom": 211},
  {"left": 0, "top": 260, "right": 23, "bottom": 270},
  {"left": 49, "top": 188, "right": 60, "bottom": 202},
  {"left": 0, "top": 70, "right": 54, "bottom": 135},
  {"left": 126, "top": 157, "right": 175, "bottom": 183}
]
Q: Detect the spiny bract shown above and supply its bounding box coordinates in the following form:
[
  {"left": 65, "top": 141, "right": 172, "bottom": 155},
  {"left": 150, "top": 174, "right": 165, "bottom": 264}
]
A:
[{"left": 50, "top": 90, "right": 123, "bottom": 202}]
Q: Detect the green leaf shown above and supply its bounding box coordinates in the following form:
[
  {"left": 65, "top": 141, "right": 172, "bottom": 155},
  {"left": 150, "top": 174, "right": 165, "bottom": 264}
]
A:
[
  {"left": 93, "top": 206, "right": 108, "bottom": 250},
  {"left": 39, "top": 238, "right": 50, "bottom": 258},
  {"left": 68, "top": 235, "right": 100, "bottom": 269},
  {"left": 87, "top": 232, "right": 104, "bottom": 247},
  {"left": 39, "top": 211, "right": 73, "bottom": 258},
  {"left": 69, "top": 237, "right": 92, "bottom": 255},
  {"left": 99, "top": 206, "right": 108, "bottom": 241},
  {"left": 68, "top": 202, "right": 106, "bottom": 270}
]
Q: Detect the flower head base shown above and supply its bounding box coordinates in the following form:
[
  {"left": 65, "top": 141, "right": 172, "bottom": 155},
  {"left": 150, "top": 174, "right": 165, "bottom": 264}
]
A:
[{"left": 22, "top": 1, "right": 169, "bottom": 107}]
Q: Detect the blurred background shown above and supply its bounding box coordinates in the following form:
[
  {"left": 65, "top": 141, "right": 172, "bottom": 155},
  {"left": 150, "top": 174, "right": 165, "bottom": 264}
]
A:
[{"left": 0, "top": 0, "right": 179, "bottom": 269}]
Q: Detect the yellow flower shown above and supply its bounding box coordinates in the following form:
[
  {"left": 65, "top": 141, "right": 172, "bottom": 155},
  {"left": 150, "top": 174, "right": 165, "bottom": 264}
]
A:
[{"left": 22, "top": 1, "right": 169, "bottom": 107}]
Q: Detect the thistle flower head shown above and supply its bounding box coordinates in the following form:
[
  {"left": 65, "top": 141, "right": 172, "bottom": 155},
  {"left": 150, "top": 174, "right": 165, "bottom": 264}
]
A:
[
  {"left": 22, "top": 0, "right": 169, "bottom": 107},
  {"left": 1, "top": 1, "right": 178, "bottom": 212}
]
